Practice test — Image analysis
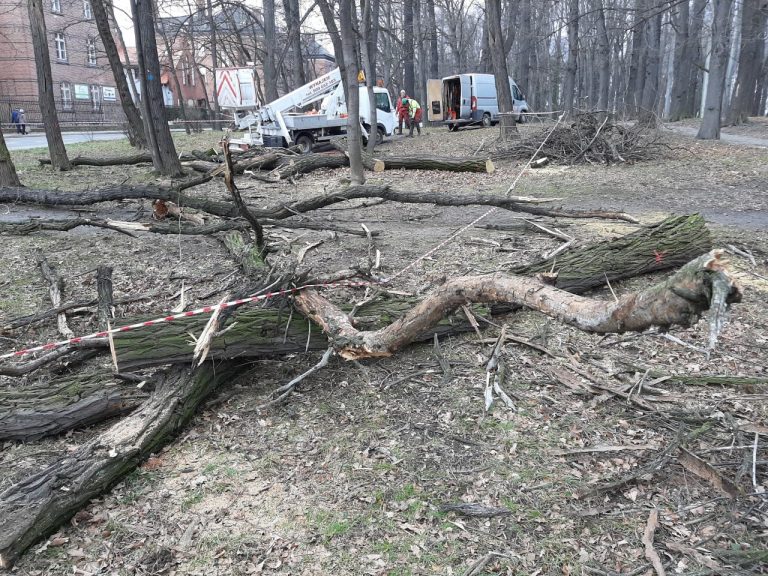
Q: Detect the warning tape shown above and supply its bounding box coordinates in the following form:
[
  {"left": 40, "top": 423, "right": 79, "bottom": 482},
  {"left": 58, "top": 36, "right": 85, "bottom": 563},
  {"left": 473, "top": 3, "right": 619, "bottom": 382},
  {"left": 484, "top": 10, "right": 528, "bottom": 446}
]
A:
[{"left": 0, "top": 280, "right": 373, "bottom": 361}]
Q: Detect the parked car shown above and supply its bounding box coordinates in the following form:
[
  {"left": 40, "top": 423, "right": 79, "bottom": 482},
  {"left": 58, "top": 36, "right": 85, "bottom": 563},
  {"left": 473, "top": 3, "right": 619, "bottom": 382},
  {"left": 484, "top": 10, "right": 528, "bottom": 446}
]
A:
[{"left": 426, "top": 73, "right": 530, "bottom": 130}]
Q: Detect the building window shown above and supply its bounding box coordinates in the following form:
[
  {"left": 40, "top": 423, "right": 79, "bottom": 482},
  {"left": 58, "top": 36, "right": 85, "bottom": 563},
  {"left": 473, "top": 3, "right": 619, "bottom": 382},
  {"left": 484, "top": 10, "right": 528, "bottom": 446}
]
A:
[
  {"left": 90, "top": 85, "right": 101, "bottom": 110},
  {"left": 54, "top": 33, "right": 67, "bottom": 62},
  {"left": 61, "top": 82, "right": 72, "bottom": 109},
  {"left": 83, "top": 0, "right": 92, "bottom": 19},
  {"left": 86, "top": 38, "right": 97, "bottom": 65},
  {"left": 51, "top": 0, "right": 61, "bottom": 13}
]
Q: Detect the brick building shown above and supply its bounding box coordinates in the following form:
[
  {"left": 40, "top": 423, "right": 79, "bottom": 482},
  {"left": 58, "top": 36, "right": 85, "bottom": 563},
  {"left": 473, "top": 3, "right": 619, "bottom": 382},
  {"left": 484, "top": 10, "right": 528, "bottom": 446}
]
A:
[{"left": 0, "top": 0, "right": 123, "bottom": 125}]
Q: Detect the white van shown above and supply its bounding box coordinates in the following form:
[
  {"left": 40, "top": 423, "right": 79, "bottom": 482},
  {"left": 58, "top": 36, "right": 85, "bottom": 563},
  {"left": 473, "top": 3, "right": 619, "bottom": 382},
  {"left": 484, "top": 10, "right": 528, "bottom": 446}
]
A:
[{"left": 426, "top": 73, "right": 530, "bottom": 130}]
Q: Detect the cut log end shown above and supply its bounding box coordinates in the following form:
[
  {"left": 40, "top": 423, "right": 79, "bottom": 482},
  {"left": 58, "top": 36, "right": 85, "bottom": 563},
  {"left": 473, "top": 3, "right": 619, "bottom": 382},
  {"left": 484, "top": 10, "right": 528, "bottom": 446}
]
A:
[
  {"left": 486, "top": 159, "right": 495, "bottom": 173},
  {"left": 373, "top": 159, "right": 386, "bottom": 172}
]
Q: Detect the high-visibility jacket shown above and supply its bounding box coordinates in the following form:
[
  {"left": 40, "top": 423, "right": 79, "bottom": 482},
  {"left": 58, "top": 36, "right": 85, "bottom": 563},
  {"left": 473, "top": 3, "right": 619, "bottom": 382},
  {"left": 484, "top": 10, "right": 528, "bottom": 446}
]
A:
[{"left": 408, "top": 99, "right": 421, "bottom": 117}]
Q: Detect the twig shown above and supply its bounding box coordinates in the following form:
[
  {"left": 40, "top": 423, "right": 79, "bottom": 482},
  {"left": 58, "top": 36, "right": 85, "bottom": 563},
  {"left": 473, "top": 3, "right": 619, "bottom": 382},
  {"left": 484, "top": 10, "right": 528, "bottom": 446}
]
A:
[
  {"left": 255, "top": 348, "right": 334, "bottom": 410},
  {"left": 752, "top": 432, "right": 759, "bottom": 490},
  {"left": 642, "top": 508, "right": 666, "bottom": 576},
  {"left": 222, "top": 138, "right": 266, "bottom": 255}
]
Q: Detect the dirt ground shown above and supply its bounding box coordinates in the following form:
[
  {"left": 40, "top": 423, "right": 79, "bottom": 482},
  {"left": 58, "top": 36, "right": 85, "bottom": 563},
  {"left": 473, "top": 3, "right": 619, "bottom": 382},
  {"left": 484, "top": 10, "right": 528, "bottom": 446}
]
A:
[{"left": 1, "top": 120, "right": 767, "bottom": 575}]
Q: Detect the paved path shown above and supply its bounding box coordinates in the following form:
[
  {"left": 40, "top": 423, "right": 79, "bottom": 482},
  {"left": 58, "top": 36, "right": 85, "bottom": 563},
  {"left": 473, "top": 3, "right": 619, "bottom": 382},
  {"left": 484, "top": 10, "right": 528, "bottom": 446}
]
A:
[
  {"left": 5, "top": 131, "right": 127, "bottom": 151},
  {"left": 665, "top": 125, "right": 768, "bottom": 148}
]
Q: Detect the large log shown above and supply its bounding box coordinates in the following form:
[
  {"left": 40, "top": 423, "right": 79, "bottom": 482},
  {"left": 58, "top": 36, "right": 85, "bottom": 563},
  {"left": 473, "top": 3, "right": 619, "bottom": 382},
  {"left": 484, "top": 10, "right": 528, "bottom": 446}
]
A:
[
  {"left": 0, "top": 183, "right": 637, "bottom": 223},
  {"left": 0, "top": 361, "right": 243, "bottom": 569},
  {"left": 38, "top": 152, "right": 154, "bottom": 167},
  {"left": 363, "top": 152, "right": 495, "bottom": 174}
]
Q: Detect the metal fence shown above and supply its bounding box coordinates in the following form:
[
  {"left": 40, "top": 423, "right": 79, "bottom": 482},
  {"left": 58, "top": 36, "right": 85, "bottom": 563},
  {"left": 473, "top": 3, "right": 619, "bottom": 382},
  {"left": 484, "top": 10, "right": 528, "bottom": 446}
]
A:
[{"left": 0, "top": 99, "right": 231, "bottom": 133}]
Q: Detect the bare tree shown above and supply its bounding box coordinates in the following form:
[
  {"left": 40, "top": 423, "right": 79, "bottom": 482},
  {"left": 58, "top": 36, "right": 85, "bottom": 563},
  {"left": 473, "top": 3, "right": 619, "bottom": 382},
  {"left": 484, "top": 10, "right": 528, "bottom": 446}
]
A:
[
  {"left": 726, "top": 1, "right": 768, "bottom": 125},
  {"left": 158, "top": 16, "right": 192, "bottom": 135},
  {"left": 562, "top": 0, "right": 580, "bottom": 116},
  {"left": 698, "top": 0, "right": 735, "bottom": 139},
  {"left": 487, "top": 0, "right": 516, "bottom": 139},
  {"left": 283, "top": 0, "right": 306, "bottom": 88},
  {"left": 594, "top": 0, "right": 611, "bottom": 111},
  {"left": 27, "top": 0, "right": 70, "bottom": 171},
  {"left": 92, "top": 0, "right": 147, "bottom": 148},
  {"left": 638, "top": 5, "right": 662, "bottom": 125},
  {"left": 404, "top": 0, "right": 415, "bottom": 96},
  {"left": 130, "top": 0, "right": 183, "bottom": 176},
  {"left": 360, "top": 0, "right": 380, "bottom": 153}
]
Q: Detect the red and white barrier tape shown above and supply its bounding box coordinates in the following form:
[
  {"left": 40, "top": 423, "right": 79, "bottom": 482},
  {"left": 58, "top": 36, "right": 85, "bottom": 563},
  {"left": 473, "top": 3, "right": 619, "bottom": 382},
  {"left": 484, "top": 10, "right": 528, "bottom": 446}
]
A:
[{"left": 0, "top": 280, "right": 373, "bottom": 361}]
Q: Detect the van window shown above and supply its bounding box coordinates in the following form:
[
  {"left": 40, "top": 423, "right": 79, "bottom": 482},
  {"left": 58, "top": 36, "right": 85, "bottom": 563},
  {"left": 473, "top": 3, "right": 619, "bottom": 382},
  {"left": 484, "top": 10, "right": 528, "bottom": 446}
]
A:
[
  {"left": 513, "top": 85, "right": 523, "bottom": 100},
  {"left": 375, "top": 92, "right": 391, "bottom": 113}
]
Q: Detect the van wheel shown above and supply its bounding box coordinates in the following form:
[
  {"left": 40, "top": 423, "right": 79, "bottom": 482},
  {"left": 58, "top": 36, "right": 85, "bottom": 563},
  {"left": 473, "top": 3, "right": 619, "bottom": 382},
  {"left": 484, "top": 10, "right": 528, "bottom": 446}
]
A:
[
  {"left": 518, "top": 111, "right": 527, "bottom": 124},
  {"left": 296, "top": 133, "right": 313, "bottom": 154},
  {"left": 376, "top": 126, "right": 385, "bottom": 145},
  {"left": 482, "top": 113, "right": 492, "bottom": 128},
  {"left": 448, "top": 123, "right": 459, "bottom": 132}
]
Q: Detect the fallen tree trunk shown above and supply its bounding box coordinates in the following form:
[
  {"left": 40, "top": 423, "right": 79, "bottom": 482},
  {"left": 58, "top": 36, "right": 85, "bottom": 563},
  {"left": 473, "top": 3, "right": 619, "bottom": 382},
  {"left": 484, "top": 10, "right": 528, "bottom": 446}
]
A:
[
  {"left": 295, "top": 250, "right": 740, "bottom": 360},
  {"left": 363, "top": 152, "right": 494, "bottom": 174},
  {"left": 0, "top": 361, "right": 243, "bottom": 569},
  {"left": 0, "top": 183, "right": 638, "bottom": 223},
  {"left": 0, "top": 371, "right": 147, "bottom": 440},
  {"left": 38, "top": 152, "right": 154, "bottom": 167},
  {"left": 267, "top": 152, "right": 349, "bottom": 180}
]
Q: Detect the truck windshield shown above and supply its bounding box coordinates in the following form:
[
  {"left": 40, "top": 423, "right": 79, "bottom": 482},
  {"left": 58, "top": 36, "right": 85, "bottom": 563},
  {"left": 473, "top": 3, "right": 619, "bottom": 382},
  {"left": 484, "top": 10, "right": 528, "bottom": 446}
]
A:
[{"left": 375, "top": 92, "right": 391, "bottom": 113}]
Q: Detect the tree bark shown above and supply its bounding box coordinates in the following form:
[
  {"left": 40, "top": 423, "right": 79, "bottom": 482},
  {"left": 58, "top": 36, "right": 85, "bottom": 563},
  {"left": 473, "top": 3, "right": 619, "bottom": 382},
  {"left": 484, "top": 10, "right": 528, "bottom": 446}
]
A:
[
  {"left": 338, "top": 0, "right": 365, "bottom": 184},
  {"left": 563, "top": 0, "right": 580, "bottom": 117},
  {"left": 697, "top": 0, "right": 735, "bottom": 139},
  {"left": 130, "top": 0, "right": 183, "bottom": 175},
  {"left": 426, "top": 0, "right": 439, "bottom": 78},
  {"left": 595, "top": 0, "right": 611, "bottom": 111},
  {"left": 624, "top": 0, "right": 646, "bottom": 117},
  {"left": 92, "top": 0, "right": 147, "bottom": 148},
  {"left": 0, "top": 361, "right": 243, "bottom": 569},
  {"left": 638, "top": 6, "right": 662, "bottom": 125},
  {"left": 487, "top": 0, "right": 517, "bottom": 139},
  {"left": 360, "top": 0, "right": 380, "bottom": 153},
  {"left": 206, "top": 0, "right": 221, "bottom": 130},
  {"left": 263, "top": 0, "right": 279, "bottom": 102},
  {"left": 404, "top": 0, "right": 415, "bottom": 96},
  {"left": 158, "top": 16, "right": 191, "bottom": 135},
  {"left": 296, "top": 250, "right": 738, "bottom": 360},
  {"left": 0, "top": 127, "right": 20, "bottom": 186},
  {"left": 0, "top": 182, "right": 638, "bottom": 222},
  {"left": 39, "top": 152, "right": 154, "bottom": 166},
  {"left": 27, "top": 0, "right": 70, "bottom": 171},
  {"left": 726, "top": 0, "right": 768, "bottom": 125},
  {"left": 283, "top": 0, "right": 306, "bottom": 89}
]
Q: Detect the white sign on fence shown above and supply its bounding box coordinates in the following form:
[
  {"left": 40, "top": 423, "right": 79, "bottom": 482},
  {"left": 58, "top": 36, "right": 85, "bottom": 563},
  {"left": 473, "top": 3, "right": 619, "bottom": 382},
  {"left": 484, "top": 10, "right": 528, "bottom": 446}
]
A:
[{"left": 102, "top": 86, "right": 117, "bottom": 101}]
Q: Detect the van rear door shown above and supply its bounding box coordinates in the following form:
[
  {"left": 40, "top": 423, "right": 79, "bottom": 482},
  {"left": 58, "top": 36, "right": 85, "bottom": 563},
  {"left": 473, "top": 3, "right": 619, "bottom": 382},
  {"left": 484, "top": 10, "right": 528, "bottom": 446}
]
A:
[
  {"left": 427, "top": 79, "right": 442, "bottom": 121},
  {"left": 460, "top": 75, "right": 471, "bottom": 119}
]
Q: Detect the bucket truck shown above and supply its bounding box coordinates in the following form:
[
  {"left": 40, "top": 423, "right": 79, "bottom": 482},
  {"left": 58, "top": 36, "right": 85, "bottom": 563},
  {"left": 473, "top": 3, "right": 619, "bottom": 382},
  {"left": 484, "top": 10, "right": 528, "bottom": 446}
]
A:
[{"left": 218, "top": 67, "right": 398, "bottom": 152}]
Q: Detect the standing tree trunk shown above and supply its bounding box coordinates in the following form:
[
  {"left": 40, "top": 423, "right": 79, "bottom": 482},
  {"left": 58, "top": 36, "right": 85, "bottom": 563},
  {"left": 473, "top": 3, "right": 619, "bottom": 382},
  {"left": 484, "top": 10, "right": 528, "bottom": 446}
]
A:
[
  {"left": 697, "top": 0, "right": 735, "bottom": 139},
  {"left": 624, "top": 0, "right": 646, "bottom": 118},
  {"left": 283, "top": 0, "right": 306, "bottom": 89},
  {"left": 158, "top": 17, "right": 191, "bottom": 136},
  {"left": 517, "top": 0, "right": 532, "bottom": 99},
  {"left": 361, "top": 0, "right": 380, "bottom": 153},
  {"left": 668, "top": 0, "right": 692, "bottom": 121},
  {"left": 130, "top": 0, "right": 183, "bottom": 176},
  {"left": 487, "top": 0, "right": 517, "bottom": 139},
  {"left": 263, "top": 0, "right": 279, "bottom": 101},
  {"left": 206, "top": 0, "right": 221, "bottom": 130},
  {"left": 27, "top": 0, "right": 70, "bottom": 171},
  {"left": 404, "top": 0, "right": 415, "bottom": 96},
  {"left": 562, "top": 0, "right": 580, "bottom": 116},
  {"left": 92, "top": 0, "right": 146, "bottom": 148},
  {"left": 426, "top": 0, "right": 439, "bottom": 78},
  {"left": 726, "top": 0, "right": 768, "bottom": 125},
  {"left": 339, "top": 0, "right": 365, "bottom": 183},
  {"left": 638, "top": 6, "right": 662, "bottom": 125},
  {"left": 595, "top": 0, "right": 610, "bottom": 111},
  {"left": 0, "top": 127, "right": 20, "bottom": 186}
]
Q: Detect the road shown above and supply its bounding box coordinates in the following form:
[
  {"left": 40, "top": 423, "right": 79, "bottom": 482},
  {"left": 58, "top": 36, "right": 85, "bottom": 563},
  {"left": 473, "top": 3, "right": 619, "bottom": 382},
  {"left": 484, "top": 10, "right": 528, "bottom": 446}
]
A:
[
  {"left": 664, "top": 124, "right": 768, "bottom": 148},
  {"left": 5, "top": 131, "right": 127, "bottom": 151}
]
